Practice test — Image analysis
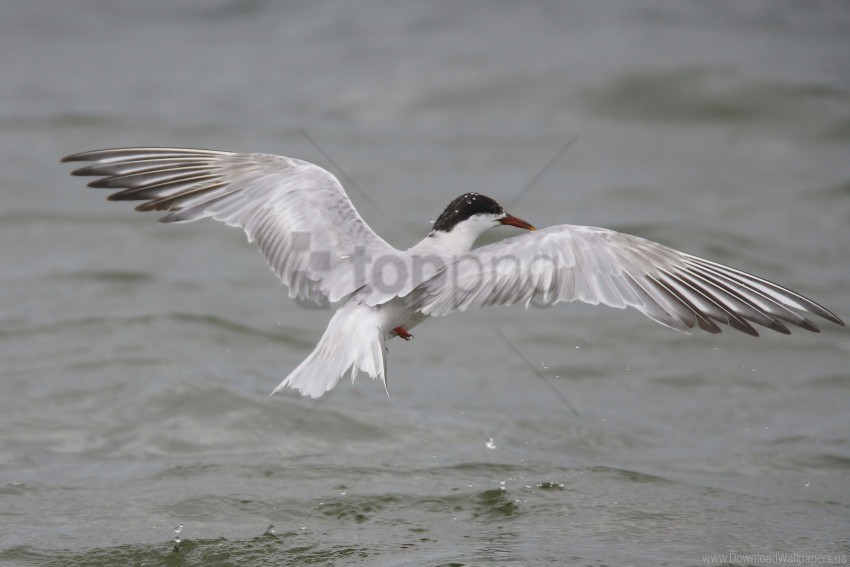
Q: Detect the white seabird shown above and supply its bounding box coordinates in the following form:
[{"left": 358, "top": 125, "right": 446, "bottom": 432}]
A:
[{"left": 62, "top": 147, "right": 845, "bottom": 398}]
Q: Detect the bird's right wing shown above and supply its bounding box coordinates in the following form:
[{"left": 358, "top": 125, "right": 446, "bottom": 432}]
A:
[
  {"left": 63, "top": 147, "right": 399, "bottom": 304},
  {"left": 410, "top": 225, "right": 844, "bottom": 335}
]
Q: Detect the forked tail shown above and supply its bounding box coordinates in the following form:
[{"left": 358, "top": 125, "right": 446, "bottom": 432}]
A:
[{"left": 271, "top": 303, "right": 387, "bottom": 398}]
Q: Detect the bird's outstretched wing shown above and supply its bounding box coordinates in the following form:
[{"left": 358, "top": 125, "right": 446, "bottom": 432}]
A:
[
  {"left": 411, "top": 225, "right": 844, "bottom": 335},
  {"left": 63, "top": 147, "right": 398, "bottom": 303}
]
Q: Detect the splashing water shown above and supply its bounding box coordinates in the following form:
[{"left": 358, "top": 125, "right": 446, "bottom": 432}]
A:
[{"left": 172, "top": 524, "right": 183, "bottom": 551}]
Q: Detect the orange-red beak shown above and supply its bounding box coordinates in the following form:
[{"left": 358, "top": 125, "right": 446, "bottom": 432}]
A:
[{"left": 499, "top": 214, "right": 536, "bottom": 231}]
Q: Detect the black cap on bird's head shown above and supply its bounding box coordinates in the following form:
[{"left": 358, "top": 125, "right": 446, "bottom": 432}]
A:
[{"left": 431, "top": 192, "right": 535, "bottom": 233}]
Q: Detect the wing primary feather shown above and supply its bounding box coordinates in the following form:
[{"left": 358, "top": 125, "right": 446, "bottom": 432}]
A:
[
  {"left": 157, "top": 189, "right": 242, "bottom": 223},
  {"left": 62, "top": 147, "right": 231, "bottom": 163},
  {"left": 108, "top": 174, "right": 224, "bottom": 201},
  {"left": 685, "top": 256, "right": 843, "bottom": 326},
  {"left": 621, "top": 271, "right": 692, "bottom": 333},
  {"left": 649, "top": 272, "right": 724, "bottom": 334},
  {"left": 649, "top": 273, "right": 759, "bottom": 336},
  {"left": 88, "top": 166, "right": 217, "bottom": 189},
  {"left": 661, "top": 268, "right": 790, "bottom": 333},
  {"left": 135, "top": 181, "right": 231, "bottom": 212},
  {"left": 71, "top": 158, "right": 217, "bottom": 177},
  {"left": 666, "top": 268, "right": 792, "bottom": 334},
  {"left": 683, "top": 260, "right": 821, "bottom": 332},
  {"left": 643, "top": 275, "right": 700, "bottom": 331}
]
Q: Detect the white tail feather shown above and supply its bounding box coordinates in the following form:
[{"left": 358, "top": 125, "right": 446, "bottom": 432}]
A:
[{"left": 271, "top": 303, "right": 387, "bottom": 398}]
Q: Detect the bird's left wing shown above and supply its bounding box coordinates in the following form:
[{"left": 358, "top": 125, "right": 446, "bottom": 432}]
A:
[
  {"left": 410, "top": 225, "right": 844, "bottom": 335},
  {"left": 63, "top": 147, "right": 398, "bottom": 303}
]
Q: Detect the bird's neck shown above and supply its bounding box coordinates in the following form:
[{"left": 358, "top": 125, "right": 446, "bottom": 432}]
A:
[{"left": 410, "top": 229, "right": 480, "bottom": 256}]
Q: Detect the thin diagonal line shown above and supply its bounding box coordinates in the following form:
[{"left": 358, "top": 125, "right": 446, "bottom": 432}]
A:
[
  {"left": 507, "top": 133, "right": 579, "bottom": 208},
  {"left": 297, "top": 129, "right": 388, "bottom": 218},
  {"left": 493, "top": 327, "right": 579, "bottom": 418}
]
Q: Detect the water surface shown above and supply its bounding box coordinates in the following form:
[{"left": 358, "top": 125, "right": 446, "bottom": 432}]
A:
[{"left": 1, "top": 2, "right": 849, "bottom": 565}]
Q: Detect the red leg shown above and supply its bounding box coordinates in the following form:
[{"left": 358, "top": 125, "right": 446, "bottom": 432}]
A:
[{"left": 392, "top": 326, "right": 413, "bottom": 341}]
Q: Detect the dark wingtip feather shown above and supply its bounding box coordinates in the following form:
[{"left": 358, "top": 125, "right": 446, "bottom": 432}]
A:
[
  {"left": 87, "top": 178, "right": 116, "bottom": 188},
  {"left": 107, "top": 189, "right": 147, "bottom": 202},
  {"left": 696, "top": 317, "right": 723, "bottom": 334},
  {"left": 800, "top": 304, "right": 843, "bottom": 327},
  {"left": 71, "top": 165, "right": 98, "bottom": 176},
  {"left": 796, "top": 317, "right": 821, "bottom": 333},
  {"left": 729, "top": 317, "right": 760, "bottom": 337},
  {"left": 822, "top": 310, "right": 845, "bottom": 327},
  {"left": 61, "top": 150, "right": 106, "bottom": 162},
  {"left": 768, "top": 321, "right": 792, "bottom": 335}
]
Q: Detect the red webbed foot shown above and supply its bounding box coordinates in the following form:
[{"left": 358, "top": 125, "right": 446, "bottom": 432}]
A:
[{"left": 392, "top": 326, "right": 413, "bottom": 341}]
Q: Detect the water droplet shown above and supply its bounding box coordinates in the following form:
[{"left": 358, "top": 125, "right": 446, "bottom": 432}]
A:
[{"left": 485, "top": 437, "right": 496, "bottom": 450}]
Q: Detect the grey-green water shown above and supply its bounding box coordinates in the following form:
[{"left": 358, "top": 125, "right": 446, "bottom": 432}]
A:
[{"left": 2, "top": 2, "right": 849, "bottom": 565}]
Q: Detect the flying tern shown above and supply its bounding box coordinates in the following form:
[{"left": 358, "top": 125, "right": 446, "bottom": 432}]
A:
[{"left": 62, "top": 147, "right": 844, "bottom": 398}]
